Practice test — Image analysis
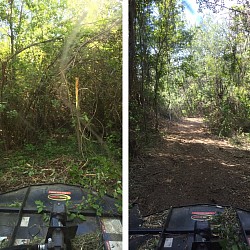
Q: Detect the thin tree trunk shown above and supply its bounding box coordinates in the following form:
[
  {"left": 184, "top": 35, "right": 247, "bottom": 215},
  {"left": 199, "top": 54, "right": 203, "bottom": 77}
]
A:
[
  {"left": 129, "top": 0, "right": 136, "bottom": 98},
  {"left": 8, "top": 0, "right": 16, "bottom": 86},
  {"left": 154, "top": 67, "right": 159, "bottom": 130}
]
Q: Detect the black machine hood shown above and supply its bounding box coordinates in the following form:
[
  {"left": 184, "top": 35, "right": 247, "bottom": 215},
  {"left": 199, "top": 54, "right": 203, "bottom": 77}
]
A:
[
  {"left": 129, "top": 204, "right": 250, "bottom": 250},
  {"left": 0, "top": 183, "right": 122, "bottom": 250}
]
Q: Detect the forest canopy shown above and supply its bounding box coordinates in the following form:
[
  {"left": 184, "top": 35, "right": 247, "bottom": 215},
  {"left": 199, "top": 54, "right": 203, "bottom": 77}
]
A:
[{"left": 129, "top": 0, "right": 250, "bottom": 155}]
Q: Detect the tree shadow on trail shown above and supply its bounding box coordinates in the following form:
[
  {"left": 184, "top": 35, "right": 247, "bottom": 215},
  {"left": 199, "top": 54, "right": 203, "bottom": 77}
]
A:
[{"left": 129, "top": 117, "right": 250, "bottom": 216}]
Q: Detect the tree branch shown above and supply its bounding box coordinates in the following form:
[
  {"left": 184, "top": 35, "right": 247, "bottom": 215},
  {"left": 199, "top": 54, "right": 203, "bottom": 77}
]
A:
[{"left": 7, "top": 37, "right": 64, "bottom": 62}]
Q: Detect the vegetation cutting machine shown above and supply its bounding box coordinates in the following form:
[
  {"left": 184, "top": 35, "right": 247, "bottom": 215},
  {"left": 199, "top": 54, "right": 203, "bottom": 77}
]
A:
[
  {"left": 129, "top": 204, "right": 250, "bottom": 249},
  {"left": 0, "top": 184, "right": 122, "bottom": 250}
]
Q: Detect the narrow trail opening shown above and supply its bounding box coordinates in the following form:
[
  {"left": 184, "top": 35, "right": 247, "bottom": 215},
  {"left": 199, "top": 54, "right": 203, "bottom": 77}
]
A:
[{"left": 130, "top": 117, "right": 250, "bottom": 216}]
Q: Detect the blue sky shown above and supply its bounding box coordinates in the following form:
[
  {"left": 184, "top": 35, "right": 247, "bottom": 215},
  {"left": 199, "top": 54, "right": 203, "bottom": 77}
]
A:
[
  {"left": 183, "top": 0, "right": 243, "bottom": 25},
  {"left": 183, "top": 0, "right": 202, "bottom": 25}
]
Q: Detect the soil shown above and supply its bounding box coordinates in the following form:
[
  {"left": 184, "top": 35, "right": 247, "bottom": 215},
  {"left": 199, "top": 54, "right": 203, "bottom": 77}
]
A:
[{"left": 129, "top": 117, "right": 250, "bottom": 217}]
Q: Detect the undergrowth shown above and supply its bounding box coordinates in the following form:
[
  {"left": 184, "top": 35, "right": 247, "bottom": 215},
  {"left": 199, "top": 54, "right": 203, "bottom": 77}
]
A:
[
  {"left": 229, "top": 132, "right": 250, "bottom": 150},
  {"left": 0, "top": 133, "right": 122, "bottom": 213}
]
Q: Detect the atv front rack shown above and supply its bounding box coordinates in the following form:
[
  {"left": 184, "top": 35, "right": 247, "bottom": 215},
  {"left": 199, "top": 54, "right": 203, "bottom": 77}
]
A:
[
  {"left": 129, "top": 204, "right": 250, "bottom": 249},
  {"left": 0, "top": 184, "right": 122, "bottom": 250}
]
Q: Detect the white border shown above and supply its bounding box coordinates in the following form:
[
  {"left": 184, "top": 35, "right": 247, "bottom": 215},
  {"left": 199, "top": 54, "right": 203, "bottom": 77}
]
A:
[{"left": 122, "top": 0, "right": 129, "bottom": 249}]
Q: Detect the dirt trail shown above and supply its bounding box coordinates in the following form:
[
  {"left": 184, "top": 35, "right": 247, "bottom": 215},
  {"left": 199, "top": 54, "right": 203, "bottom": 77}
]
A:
[{"left": 130, "top": 117, "right": 250, "bottom": 216}]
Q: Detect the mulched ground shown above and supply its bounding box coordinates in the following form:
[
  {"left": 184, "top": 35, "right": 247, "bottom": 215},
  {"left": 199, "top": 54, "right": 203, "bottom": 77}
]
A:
[
  {"left": 0, "top": 156, "right": 80, "bottom": 193},
  {"left": 129, "top": 117, "right": 250, "bottom": 216}
]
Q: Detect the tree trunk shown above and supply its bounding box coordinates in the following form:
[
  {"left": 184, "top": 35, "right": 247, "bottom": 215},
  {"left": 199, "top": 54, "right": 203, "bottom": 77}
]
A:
[{"left": 129, "top": 0, "right": 136, "bottom": 99}]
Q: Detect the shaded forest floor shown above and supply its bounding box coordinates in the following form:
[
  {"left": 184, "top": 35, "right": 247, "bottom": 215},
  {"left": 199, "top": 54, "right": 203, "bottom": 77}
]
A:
[
  {"left": 0, "top": 136, "right": 122, "bottom": 202},
  {"left": 130, "top": 117, "right": 250, "bottom": 216}
]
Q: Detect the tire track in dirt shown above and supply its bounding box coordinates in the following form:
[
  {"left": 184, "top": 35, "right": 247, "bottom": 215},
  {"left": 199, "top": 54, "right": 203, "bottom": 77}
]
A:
[{"left": 130, "top": 117, "right": 250, "bottom": 216}]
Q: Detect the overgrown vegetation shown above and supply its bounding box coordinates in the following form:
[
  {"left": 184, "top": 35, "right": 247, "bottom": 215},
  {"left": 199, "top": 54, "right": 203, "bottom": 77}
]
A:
[
  {"left": 0, "top": 0, "right": 122, "bottom": 212},
  {"left": 0, "top": 135, "right": 122, "bottom": 211}
]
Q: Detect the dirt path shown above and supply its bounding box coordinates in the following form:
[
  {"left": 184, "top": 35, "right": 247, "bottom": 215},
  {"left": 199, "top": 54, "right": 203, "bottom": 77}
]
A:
[{"left": 129, "top": 117, "right": 250, "bottom": 216}]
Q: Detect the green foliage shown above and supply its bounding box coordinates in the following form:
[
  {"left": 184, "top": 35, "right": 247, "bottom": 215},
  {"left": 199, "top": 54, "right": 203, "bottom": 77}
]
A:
[
  {"left": 69, "top": 153, "right": 121, "bottom": 199},
  {"left": 35, "top": 200, "right": 50, "bottom": 224},
  {"left": 161, "top": 12, "right": 250, "bottom": 138},
  {"left": 0, "top": 201, "right": 22, "bottom": 208},
  {"left": 211, "top": 208, "right": 250, "bottom": 250},
  {"left": 66, "top": 200, "right": 86, "bottom": 221},
  {"left": 0, "top": 130, "right": 121, "bottom": 214},
  {"left": 129, "top": 2, "right": 250, "bottom": 147},
  {"left": 35, "top": 200, "right": 46, "bottom": 214},
  {"left": 0, "top": 0, "right": 122, "bottom": 151},
  {"left": 66, "top": 195, "right": 103, "bottom": 218},
  {"left": 129, "top": 0, "right": 191, "bottom": 154}
]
